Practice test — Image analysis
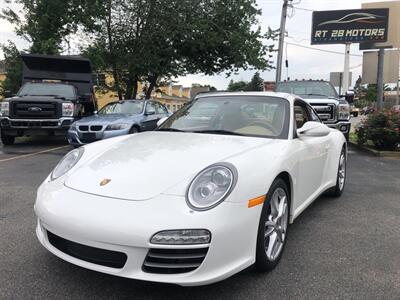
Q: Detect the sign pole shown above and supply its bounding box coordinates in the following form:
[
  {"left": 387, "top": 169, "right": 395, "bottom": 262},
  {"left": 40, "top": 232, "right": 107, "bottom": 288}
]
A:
[
  {"left": 342, "top": 43, "right": 351, "bottom": 94},
  {"left": 376, "top": 48, "right": 385, "bottom": 111}
]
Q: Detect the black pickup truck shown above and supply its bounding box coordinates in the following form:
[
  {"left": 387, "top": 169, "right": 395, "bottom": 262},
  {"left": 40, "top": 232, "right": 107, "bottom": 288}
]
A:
[{"left": 0, "top": 54, "right": 97, "bottom": 145}]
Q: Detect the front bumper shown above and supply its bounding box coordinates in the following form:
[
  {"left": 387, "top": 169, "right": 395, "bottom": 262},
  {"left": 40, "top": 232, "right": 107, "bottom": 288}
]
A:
[
  {"left": 326, "top": 121, "right": 351, "bottom": 134},
  {"left": 67, "top": 128, "right": 130, "bottom": 146},
  {"left": 34, "top": 182, "right": 260, "bottom": 286},
  {"left": 0, "top": 117, "right": 74, "bottom": 135}
]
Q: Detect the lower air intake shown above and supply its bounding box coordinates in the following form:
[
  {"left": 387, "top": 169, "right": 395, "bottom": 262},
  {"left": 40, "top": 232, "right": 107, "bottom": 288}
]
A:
[
  {"left": 47, "top": 231, "right": 127, "bottom": 269},
  {"left": 143, "top": 247, "right": 208, "bottom": 274}
]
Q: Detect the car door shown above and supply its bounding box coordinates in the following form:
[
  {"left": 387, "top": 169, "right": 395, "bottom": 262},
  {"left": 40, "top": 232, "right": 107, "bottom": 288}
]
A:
[
  {"left": 292, "top": 99, "right": 331, "bottom": 212},
  {"left": 142, "top": 102, "right": 159, "bottom": 131}
]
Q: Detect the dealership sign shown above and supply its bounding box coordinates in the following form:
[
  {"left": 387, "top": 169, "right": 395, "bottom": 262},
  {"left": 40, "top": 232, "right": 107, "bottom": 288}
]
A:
[{"left": 311, "top": 9, "right": 389, "bottom": 45}]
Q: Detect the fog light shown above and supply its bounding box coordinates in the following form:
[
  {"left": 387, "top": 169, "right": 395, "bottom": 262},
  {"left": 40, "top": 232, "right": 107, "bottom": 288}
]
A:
[
  {"left": 340, "top": 125, "right": 348, "bottom": 132},
  {"left": 150, "top": 229, "right": 211, "bottom": 245}
]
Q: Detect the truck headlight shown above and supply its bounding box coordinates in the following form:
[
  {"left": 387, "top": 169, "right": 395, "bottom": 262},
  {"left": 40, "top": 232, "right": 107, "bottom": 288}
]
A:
[
  {"left": 1, "top": 102, "right": 9, "bottom": 116},
  {"left": 62, "top": 103, "right": 74, "bottom": 117},
  {"left": 105, "top": 123, "right": 129, "bottom": 131},
  {"left": 338, "top": 104, "right": 350, "bottom": 120},
  {"left": 186, "top": 163, "right": 237, "bottom": 211},
  {"left": 51, "top": 148, "right": 84, "bottom": 180}
]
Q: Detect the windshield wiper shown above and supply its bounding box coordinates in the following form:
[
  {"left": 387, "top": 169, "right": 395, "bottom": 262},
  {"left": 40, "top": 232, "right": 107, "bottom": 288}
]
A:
[
  {"left": 192, "top": 129, "right": 244, "bottom": 136},
  {"left": 156, "top": 128, "right": 186, "bottom": 132}
]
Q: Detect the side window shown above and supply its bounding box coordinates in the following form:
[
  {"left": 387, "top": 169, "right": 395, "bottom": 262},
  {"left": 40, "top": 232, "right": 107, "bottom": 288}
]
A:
[
  {"left": 146, "top": 102, "right": 156, "bottom": 114},
  {"left": 155, "top": 102, "right": 165, "bottom": 114},
  {"left": 294, "top": 101, "right": 311, "bottom": 129}
]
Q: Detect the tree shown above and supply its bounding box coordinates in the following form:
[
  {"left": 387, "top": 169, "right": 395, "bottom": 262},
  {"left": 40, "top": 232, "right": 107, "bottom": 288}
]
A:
[
  {"left": 227, "top": 79, "right": 248, "bottom": 91},
  {"left": 0, "top": 42, "right": 22, "bottom": 96},
  {"left": 0, "top": 0, "right": 87, "bottom": 54},
  {"left": 192, "top": 83, "right": 217, "bottom": 91},
  {"left": 246, "top": 72, "right": 264, "bottom": 91},
  {"left": 81, "top": 0, "right": 276, "bottom": 99}
]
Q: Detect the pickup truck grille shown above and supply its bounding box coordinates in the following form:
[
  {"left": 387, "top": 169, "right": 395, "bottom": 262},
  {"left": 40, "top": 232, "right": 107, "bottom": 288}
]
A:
[
  {"left": 11, "top": 101, "right": 59, "bottom": 119},
  {"left": 310, "top": 103, "right": 336, "bottom": 122}
]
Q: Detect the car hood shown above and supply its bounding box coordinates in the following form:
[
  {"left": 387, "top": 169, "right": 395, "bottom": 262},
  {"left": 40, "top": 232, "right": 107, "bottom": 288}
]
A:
[
  {"left": 74, "top": 114, "right": 140, "bottom": 125},
  {"left": 301, "top": 97, "right": 339, "bottom": 105},
  {"left": 65, "top": 131, "right": 275, "bottom": 200}
]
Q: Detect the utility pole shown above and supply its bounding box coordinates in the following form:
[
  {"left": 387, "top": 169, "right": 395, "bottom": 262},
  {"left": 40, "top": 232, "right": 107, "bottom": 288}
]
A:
[
  {"left": 376, "top": 48, "right": 385, "bottom": 111},
  {"left": 275, "top": 0, "right": 291, "bottom": 83},
  {"left": 342, "top": 43, "right": 351, "bottom": 95}
]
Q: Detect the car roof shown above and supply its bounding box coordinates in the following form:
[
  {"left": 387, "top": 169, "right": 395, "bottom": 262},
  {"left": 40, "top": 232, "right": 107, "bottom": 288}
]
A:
[{"left": 195, "top": 91, "right": 295, "bottom": 103}]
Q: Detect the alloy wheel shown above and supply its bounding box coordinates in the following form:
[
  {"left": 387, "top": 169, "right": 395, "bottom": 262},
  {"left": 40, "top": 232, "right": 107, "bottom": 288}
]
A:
[
  {"left": 338, "top": 152, "right": 346, "bottom": 191},
  {"left": 264, "top": 187, "right": 288, "bottom": 261}
]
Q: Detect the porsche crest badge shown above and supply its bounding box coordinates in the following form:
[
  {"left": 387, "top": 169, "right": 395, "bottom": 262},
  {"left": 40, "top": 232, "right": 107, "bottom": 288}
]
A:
[{"left": 100, "top": 178, "right": 112, "bottom": 186}]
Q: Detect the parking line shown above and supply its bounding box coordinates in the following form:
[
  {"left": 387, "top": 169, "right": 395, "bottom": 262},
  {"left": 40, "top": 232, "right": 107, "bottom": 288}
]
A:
[{"left": 0, "top": 145, "right": 70, "bottom": 163}]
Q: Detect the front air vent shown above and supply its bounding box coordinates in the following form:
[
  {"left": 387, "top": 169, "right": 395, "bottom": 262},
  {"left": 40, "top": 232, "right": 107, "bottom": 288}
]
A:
[
  {"left": 143, "top": 247, "right": 208, "bottom": 274},
  {"left": 47, "top": 231, "right": 127, "bottom": 269}
]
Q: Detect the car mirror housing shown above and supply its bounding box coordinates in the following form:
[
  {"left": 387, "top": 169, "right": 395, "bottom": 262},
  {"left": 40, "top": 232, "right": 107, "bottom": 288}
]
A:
[
  {"left": 297, "top": 121, "right": 330, "bottom": 138},
  {"left": 157, "top": 117, "right": 168, "bottom": 127}
]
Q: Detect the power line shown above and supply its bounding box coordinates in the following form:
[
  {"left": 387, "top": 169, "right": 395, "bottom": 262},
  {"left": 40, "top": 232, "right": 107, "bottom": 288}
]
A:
[
  {"left": 285, "top": 41, "right": 363, "bottom": 57},
  {"left": 291, "top": 6, "right": 314, "bottom": 12}
]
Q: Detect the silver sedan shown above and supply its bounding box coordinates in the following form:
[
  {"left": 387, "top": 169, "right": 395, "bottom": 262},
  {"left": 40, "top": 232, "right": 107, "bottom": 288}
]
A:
[{"left": 67, "top": 100, "right": 169, "bottom": 146}]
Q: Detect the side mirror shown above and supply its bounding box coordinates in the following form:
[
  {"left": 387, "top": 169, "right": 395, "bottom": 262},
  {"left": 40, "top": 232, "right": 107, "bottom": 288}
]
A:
[
  {"left": 344, "top": 91, "right": 354, "bottom": 104},
  {"left": 146, "top": 109, "right": 156, "bottom": 116},
  {"left": 79, "top": 93, "right": 92, "bottom": 102},
  {"left": 4, "top": 90, "right": 13, "bottom": 98},
  {"left": 297, "top": 121, "right": 330, "bottom": 137},
  {"left": 157, "top": 117, "right": 168, "bottom": 127}
]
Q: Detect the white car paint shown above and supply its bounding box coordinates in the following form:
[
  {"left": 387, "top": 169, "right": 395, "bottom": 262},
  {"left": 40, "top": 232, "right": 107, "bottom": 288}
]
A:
[{"left": 34, "top": 92, "right": 346, "bottom": 286}]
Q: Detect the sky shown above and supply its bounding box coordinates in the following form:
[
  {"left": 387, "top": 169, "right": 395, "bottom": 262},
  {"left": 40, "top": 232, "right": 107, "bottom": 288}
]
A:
[{"left": 0, "top": 0, "right": 396, "bottom": 90}]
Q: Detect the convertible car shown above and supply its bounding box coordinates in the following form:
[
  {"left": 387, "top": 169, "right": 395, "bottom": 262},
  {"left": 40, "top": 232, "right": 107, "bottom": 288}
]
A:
[{"left": 34, "top": 92, "right": 347, "bottom": 286}]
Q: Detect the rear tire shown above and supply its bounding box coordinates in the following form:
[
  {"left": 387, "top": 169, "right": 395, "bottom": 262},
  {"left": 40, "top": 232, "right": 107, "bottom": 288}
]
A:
[
  {"left": 328, "top": 147, "right": 346, "bottom": 197},
  {"left": 255, "top": 178, "right": 289, "bottom": 272},
  {"left": 1, "top": 131, "right": 15, "bottom": 145}
]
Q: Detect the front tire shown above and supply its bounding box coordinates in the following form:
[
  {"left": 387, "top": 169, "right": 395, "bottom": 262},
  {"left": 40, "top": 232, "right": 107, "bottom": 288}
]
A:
[
  {"left": 129, "top": 126, "right": 139, "bottom": 134},
  {"left": 1, "top": 130, "right": 15, "bottom": 145},
  {"left": 255, "top": 178, "right": 289, "bottom": 272},
  {"left": 328, "top": 147, "right": 347, "bottom": 197}
]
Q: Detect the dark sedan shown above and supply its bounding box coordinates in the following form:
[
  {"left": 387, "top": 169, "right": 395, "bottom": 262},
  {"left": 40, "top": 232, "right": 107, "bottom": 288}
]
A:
[{"left": 67, "top": 100, "right": 169, "bottom": 146}]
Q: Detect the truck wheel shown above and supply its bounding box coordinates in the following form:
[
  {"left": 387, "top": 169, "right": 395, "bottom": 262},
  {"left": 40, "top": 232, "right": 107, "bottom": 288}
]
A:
[{"left": 1, "top": 131, "right": 15, "bottom": 145}]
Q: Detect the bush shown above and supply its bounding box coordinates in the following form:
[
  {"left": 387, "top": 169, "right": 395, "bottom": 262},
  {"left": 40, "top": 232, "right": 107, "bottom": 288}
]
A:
[{"left": 355, "top": 109, "right": 400, "bottom": 150}]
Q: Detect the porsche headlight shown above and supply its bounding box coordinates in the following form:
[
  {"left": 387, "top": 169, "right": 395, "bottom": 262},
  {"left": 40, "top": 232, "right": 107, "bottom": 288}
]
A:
[
  {"left": 105, "top": 123, "right": 129, "bottom": 131},
  {"left": 187, "top": 164, "right": 237, "bottom": 210},
  {"left": 51, "top": 147, "right": 84, "bottom": 180}
]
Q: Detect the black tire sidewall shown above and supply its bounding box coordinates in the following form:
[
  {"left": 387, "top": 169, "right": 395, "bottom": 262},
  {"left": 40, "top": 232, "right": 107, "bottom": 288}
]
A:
[
  {"left": 129, "top": 127, "right": 138, "bottom": 134},
  {"left": 255, "top": 178, "right": 289, "bottom": 272}
]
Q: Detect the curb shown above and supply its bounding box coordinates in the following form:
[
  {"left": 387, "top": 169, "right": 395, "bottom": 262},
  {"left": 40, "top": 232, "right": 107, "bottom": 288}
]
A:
[{"left": 348, "top": 141, "right": 400, "bottom": 158}]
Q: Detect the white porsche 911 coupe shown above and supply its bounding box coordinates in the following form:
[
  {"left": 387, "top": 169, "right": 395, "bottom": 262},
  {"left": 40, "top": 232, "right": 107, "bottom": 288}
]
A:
[{"left": 34, "top": 92, "right": 347, "bottom": 286}]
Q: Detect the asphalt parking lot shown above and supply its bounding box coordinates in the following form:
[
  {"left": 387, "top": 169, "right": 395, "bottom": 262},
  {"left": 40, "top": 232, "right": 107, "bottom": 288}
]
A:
[{"left": 0, "top": 137, "right": 399, "bottom": 299}]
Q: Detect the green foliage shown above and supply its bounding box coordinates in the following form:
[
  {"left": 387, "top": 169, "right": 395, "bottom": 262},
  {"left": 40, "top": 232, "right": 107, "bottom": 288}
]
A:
[
  {"left": 355, "top": 109, "right": 400, "bottom": 150},
  {"left": 365, "top": 84, "right": 377, "bottom": 103},
  {"left": 81, "top": 0, "right": 276, "bottom": 99},
  {"left": 227, "top": 72, "right": 264, "bottom": 91},
  {"left": 192, "top": 83, "right": 217, "bottom": 91},
  {"left": 0, "top": 42, "right": 22, "bottom": 96},
  {"left": 0, "top": 0, "right": 86, "bottom": 54},
  {"left": 227, "top": 79, "right": 248, "bottom": 91},
  {"left": 246, "top": 71, "right": 264, "bottom": 91}
]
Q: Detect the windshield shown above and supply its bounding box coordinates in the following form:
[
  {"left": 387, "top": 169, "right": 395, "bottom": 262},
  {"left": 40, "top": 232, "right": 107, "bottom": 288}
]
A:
[
  {"left": 276, "top": 81, "right": 338, "bottom": 98},
  {"left": 159, "top": 96, "right": 290, "bottom": 139},
  {"left": 18, "top": 82, "right": 76, "bottom": 98},
  {"left": 98, "top": 101, "right": 144, "bottom": 115}
]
